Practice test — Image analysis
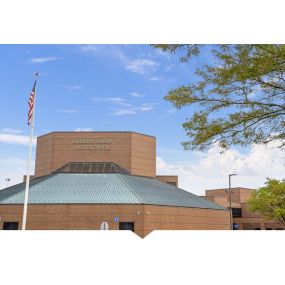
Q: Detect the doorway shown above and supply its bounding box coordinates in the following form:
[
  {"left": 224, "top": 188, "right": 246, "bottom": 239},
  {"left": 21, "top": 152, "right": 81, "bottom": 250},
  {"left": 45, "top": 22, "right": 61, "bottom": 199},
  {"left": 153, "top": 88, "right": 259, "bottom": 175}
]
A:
[
  {"left": 3, "top": 222, "right": 19, "bottom": 230},
  {"left": 119, "top": 222, "right": 135, "bottom": 232}
]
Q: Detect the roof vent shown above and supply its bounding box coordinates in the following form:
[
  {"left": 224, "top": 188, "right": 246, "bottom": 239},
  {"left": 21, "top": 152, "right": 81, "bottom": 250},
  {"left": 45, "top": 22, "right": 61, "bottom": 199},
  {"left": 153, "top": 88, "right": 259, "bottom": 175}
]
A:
[{"left": 54, "top": 162, "right": 130, "bottom": 174}]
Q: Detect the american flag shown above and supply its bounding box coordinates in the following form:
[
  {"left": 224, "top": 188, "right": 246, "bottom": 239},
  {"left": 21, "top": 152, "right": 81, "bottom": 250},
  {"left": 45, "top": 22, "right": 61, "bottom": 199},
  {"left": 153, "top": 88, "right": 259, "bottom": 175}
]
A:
[{"left": 28, "top": 80, "right": 37, "bottom": 125}]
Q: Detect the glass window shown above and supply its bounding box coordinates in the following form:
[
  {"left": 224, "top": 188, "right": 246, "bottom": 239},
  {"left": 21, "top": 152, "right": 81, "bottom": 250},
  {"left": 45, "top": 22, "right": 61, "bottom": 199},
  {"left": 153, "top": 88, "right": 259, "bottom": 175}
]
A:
[{"left": 232, "top": 208, "right": 242, "bottom": 218}]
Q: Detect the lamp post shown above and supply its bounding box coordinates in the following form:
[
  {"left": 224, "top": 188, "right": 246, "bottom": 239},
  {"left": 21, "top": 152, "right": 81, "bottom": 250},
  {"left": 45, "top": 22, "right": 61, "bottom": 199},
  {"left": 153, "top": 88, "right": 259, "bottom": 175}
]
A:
[
  {"left": 228, "top": 173, "right": 237, "bottom": 230},
  {"left": 5, "top": 178, "right": 11, "bottom": 188}
]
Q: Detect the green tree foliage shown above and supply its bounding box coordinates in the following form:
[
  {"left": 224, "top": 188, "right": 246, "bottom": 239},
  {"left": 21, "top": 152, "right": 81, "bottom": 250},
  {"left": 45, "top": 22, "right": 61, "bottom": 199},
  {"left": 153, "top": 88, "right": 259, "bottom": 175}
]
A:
[
  {"left": 248, "top": 179, "right": 285, "bottom": 225},
  {"left": 153, "top": 45, "right": 285, "bottom": 151}
]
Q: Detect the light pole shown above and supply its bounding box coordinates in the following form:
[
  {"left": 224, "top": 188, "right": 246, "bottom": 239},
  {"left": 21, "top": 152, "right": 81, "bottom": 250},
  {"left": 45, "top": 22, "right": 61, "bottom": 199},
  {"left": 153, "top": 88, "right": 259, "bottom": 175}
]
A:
[
  {"left": 5, "top": 178, "right": 11, "bottom": 188},
  {"left": 228, "top": 173, "right": 237, "bottom": 230}
]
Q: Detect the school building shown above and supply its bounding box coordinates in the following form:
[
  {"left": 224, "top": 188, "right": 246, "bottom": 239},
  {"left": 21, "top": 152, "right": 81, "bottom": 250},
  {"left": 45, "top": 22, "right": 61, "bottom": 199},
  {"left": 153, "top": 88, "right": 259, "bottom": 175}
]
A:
[{"left": 0, "top": 131, "right": 230, "bottom": 237}]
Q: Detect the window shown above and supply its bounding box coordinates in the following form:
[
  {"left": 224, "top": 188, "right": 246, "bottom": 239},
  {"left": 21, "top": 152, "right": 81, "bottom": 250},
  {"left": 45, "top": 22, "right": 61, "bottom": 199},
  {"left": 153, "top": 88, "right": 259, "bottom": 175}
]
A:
[
  {"left": 254, "top": 228, "right": 261, "bottom": 230},
  {"left": 119, "top": 222, "right": 135, "bottom": 232},
  {"left": 3, "top": 222, "right": 19, "bottom": 230},
  {"left": 266, "top": 228, "right": 272, "bottom": 230},
  {"left": 232, "top": 208, "right": 242, "bottom": 218}
]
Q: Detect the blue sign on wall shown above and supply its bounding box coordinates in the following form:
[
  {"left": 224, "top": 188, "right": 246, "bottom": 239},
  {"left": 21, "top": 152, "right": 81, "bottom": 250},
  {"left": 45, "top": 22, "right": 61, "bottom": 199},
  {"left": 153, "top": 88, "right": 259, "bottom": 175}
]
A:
[{"left": 114, "top": 216, "right": 119, "bottom": 222}]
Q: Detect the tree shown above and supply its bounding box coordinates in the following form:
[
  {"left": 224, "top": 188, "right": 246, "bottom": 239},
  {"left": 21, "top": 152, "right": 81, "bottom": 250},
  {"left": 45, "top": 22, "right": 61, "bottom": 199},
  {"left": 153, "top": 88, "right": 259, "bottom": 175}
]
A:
[
  {"left": 248, "top": 179, "right": 285, "bottom": 225},
  {"left": 152, "top": 45, "right": 285, "bottom": 151}
]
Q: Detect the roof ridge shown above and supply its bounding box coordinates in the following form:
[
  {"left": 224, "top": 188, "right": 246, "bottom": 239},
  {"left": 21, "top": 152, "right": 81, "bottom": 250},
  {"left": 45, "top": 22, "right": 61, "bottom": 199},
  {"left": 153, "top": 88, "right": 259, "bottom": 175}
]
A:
[{"left": 115, "top": 173, "right": 144, "bottom": 204}]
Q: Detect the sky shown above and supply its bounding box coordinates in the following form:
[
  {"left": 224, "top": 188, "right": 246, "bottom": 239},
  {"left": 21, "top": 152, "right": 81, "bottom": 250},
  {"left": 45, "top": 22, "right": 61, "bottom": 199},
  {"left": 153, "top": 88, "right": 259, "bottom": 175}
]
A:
[{"left": 0, "top": 44, "right": 284, "bottom": 193}]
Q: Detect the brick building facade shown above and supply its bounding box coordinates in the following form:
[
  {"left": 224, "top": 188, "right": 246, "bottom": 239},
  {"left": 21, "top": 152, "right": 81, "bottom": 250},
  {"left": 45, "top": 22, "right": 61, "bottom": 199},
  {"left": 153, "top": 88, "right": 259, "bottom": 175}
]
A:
[
  {"left": 204, "top": 187, "right": 285, "bottom": 230},
  {"left": 0, "top": 131, "right": 230, "bottom": 237}
]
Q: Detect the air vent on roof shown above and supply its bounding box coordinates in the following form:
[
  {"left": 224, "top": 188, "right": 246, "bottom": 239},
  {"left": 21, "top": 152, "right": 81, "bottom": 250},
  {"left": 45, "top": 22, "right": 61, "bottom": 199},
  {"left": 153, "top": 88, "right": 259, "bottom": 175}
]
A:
[{"left": 54, "top": 162, "right": 130, "bottom": 174}]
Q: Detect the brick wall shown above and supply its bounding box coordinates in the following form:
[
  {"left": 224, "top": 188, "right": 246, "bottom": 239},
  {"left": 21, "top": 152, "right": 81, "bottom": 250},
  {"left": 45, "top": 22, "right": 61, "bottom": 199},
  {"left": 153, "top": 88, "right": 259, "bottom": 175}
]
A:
[
  {"left": 156, "top": 176, "right": 178, "bottom": 187},
  {"left": 0, "top": 204, "right": 230, "bottom": 237},
  {"left": 34, "top": 132, "right": 156, "bottom": 178}
]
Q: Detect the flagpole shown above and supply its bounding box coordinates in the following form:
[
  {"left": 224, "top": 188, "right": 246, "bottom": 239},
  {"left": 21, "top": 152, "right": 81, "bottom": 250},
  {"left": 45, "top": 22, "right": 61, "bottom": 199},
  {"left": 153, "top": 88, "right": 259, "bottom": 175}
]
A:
[{"left": 22, "top": 73, "right": 39, "bottom": 230}]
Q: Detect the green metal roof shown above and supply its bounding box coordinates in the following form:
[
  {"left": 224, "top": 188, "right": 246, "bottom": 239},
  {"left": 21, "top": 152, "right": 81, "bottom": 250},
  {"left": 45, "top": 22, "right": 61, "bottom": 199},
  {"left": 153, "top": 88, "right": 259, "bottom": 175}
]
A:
[
  {"left": 0, "top": 176, "right": 47, "bottom": 202},
  {"left": 0, "top": 173, "right": 226, "bottom": 210}
]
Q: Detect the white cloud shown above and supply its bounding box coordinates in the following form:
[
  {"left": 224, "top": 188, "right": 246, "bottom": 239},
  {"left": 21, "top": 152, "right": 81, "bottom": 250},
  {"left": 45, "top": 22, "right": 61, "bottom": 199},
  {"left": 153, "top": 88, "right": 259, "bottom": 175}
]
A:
[
  {"left": 92, "top": 96, "right": 156, "bottom": 116},
  {"left": 74, "top": 128, "right": 93, "bottom": 131},
  {"left": 111, "top": 103, "right": 155, "bottom": 116},
  {"left": 166, "top": 109, "right": 176, "bottom": 114},
  {"left": 28, "top": 57, "right": 61, "bottom": 64},
  {"left": 157, "top": 108, "right": 176, "bottom": 119},
  {"left": 80, "top": 45, "right": 127, "bottom": 63},
  {"left": 80, "top": 45, "right": 159, "bottom": 78},
  {"left": 92, "top": 97, "right": 131, "bottom": 107},
  {"left": 1, "top": 128, "right": 22, "bottom": 134},
  {"left": 125, "top": 59, "right": 159, "bottom": 74},
  {"left": 64, "top": 85, "right": 83, "bottom": 91},
  {"left": 164, "top": 64, "right": 175, "bottom": 72},
  {"left": 130, "top": 92, "right": 144, "bottom": 98},
  {"left": 149, "top": 76, "right": 161, "bottom": 81},
  {"left": 153, "top": 48, "right": 171, "bottom": 58},
  {"left": 0, "top": 133, "right": 37, "bottom": 146},
  {"left": 112, "top": 109, "right": 137, "bottom": 116},
  {"left": 150, "top": 75, "right": 176, "bottom": 83},
  {"left": 139, "top": 106, "right": 153, "bottom": 112},
  {"left": 81, "top": 45, "right": 98, "bottom": 53},
  {"left": 157, "top": 141, "right": 285, "bottom": 196},
  {"left": 0, "top": 156, "right": 35, "bottom": 190},
  {"left": 55, "top": 109, "right": 78, "bottom": 113},
  {"left": 0, "top": 157, "right": 27, "bottom": 167}
]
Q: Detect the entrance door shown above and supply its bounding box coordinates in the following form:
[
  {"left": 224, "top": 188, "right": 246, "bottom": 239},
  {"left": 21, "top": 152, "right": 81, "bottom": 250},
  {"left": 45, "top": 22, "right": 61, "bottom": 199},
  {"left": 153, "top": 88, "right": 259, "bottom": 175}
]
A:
[
  {"left": 3, "top": 222, "right": 19, "bottom": 230},
  {"left": 119, "top": 222, "right": 135, "bottom": 232}
]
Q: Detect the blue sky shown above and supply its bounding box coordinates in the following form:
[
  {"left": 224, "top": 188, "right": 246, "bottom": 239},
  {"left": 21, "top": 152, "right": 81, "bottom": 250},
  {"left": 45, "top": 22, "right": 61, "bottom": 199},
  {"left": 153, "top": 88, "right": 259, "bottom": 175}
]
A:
[
  {"left": 0, "top": 45, "right": 197, "bottom": 149},
  {"left": 0, "top": 45, "right": 284, "bottom": 193}
]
